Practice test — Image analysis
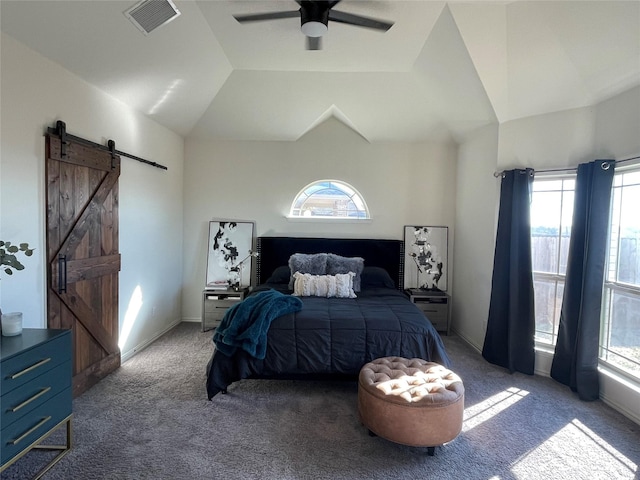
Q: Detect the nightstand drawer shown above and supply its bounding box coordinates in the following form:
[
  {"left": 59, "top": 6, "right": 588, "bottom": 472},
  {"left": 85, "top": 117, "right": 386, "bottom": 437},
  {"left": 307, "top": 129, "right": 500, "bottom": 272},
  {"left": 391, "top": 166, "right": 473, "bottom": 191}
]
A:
[
  {"left": 413, "top": 296, "right": 448, "bottom": 307},
  {"left": 0, "top": 388, "right": 72, "bottom": 465},
  {"left": 425, "top": 315, "right": 448, "bottom": 332},
  {"left": 206, "top": 309, "right": 229, "bottom": 323},
  {"left": 408, "top": 292, "right": 450, "bottom": 334},
  {"left": 1, "top": 360, "right": 72, "bottom": 429},
  {"left": 414, "top": 302, "right": 447, "bottom": 315},
  {"left": 1, "top": 333, "right": 71, "bottom": 395},
  {"left": 416, "top": 305, "right": 446, "bottom": 326},
  {"left": 203, "top": 305, "right": 235, "bottom": 330},
  {"left": 202, "top": 289, "right": 248, "bottom": 332},
  {"left": 204, "top": 297, "right": 242, "bottom": 313}
]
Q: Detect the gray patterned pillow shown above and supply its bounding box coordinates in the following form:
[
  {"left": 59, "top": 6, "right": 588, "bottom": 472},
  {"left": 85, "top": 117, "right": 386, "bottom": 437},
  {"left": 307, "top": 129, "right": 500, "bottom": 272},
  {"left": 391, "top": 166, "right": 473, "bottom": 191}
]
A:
[
  {"left": 326, "top": 254, "right": 365, "bottom": 292},
  {"left": 288, "top": 253, "right": 328, "bottom": 289}
]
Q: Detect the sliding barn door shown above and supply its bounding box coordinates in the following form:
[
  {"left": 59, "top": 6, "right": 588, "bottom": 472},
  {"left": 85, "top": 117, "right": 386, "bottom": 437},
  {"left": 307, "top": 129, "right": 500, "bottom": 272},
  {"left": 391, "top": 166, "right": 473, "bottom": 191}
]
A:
[{"left": 45, "top": 130, "right": 121, "bottom": 397}]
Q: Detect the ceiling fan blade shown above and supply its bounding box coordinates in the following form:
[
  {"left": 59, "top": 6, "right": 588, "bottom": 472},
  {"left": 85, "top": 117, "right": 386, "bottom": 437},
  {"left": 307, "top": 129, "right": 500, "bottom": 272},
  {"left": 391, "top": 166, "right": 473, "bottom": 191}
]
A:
[
  {"left": 233, "top": 10, "right": 299, "bottom": 23},
  {"left": 295, "top": 0, "right": 342, "bottom": 9},
  {"left": 306, "top": 36, "right": 322, "bottom": 50},
  {"left": 328, "top": 10, "right": 393, "bottom": 31}
]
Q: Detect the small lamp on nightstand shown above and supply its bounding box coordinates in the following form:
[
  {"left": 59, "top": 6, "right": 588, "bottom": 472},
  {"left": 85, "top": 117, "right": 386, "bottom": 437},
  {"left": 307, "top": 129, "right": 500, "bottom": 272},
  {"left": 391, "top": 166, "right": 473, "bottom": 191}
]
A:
[{"left": 229, "top": 250, "right": 259, "bottom": 291}]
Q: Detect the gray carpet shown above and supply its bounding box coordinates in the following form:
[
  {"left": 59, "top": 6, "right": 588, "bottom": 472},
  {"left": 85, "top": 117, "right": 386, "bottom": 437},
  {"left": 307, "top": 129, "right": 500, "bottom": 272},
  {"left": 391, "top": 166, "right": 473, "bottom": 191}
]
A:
[{"left": 2, "top": 322, "right": 639, "bottom": 480}]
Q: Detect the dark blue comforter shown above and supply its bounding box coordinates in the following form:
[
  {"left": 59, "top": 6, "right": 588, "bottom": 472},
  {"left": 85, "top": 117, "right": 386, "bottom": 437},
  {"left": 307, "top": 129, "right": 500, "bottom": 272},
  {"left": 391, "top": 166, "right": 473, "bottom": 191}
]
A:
[
  {"left": 206, "top": 285, "right": 451, "bottom": 399},
  {"left": 213, "top": 289, "right": 303, "bottom": 359}
]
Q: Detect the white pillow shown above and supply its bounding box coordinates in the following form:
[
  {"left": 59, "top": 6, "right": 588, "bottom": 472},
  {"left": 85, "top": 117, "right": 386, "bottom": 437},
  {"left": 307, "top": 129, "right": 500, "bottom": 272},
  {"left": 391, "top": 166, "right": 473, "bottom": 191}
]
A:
[{"left": 292, "top": 272, "right": 357, "bottom": 298}]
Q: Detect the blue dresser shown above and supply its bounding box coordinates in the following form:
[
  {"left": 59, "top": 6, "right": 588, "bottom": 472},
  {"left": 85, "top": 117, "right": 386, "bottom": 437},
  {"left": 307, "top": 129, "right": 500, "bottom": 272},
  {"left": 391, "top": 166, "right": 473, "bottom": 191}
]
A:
[{"left": 0, "top": 329, "right": 72, "bottom": 478}]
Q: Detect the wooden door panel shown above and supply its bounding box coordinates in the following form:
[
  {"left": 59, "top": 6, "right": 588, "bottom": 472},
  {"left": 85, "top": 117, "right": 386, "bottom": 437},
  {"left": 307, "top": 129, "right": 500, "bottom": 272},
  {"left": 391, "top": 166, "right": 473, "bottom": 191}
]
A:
[
  {"left": 46, "top": 132, "right": 121, "bottom": 397},
  {"left": 48, "top": 295, "right": 63, "bottom": 330},
  {"left": 57, "top": 255, "right": 121, "bottom": 284},
  {"left": 75, "top": 321, "right": 103, "bottom": 370},
  {"left": 101, "top": 189, "right": 118, "bottom": 256},
  {"left": 58, "top": 285, "right": 118, "bottom": 355},
  {"left": 48, "top": 136, "right": 113, "bottom": 172}
]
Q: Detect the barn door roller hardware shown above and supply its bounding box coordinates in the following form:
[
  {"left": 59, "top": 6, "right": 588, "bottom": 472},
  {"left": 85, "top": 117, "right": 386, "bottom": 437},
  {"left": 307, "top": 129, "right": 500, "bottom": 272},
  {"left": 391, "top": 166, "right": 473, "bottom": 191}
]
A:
[{"left": 48, "top": 120, "right": 168, "bottom": 171}]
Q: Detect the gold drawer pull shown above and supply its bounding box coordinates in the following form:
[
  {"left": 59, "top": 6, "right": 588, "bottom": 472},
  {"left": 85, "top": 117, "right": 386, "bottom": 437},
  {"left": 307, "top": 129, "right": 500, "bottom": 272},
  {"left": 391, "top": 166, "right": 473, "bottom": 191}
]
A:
[
  {"left": 11, "top": 416, "right": 52, "bottom": 445},
  {"left": 10, "top": 358, "right": 51, "bottom": 379},
  {"left": 11, "top": 387, "right": 52, "bottom": 413}
]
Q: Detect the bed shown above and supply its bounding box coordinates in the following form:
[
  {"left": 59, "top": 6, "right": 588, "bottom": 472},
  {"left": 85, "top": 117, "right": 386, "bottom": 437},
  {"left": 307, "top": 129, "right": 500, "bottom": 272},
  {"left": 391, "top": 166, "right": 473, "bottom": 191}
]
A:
[{"left": 206, "top": 236, "right": 451, "bottom": 400}]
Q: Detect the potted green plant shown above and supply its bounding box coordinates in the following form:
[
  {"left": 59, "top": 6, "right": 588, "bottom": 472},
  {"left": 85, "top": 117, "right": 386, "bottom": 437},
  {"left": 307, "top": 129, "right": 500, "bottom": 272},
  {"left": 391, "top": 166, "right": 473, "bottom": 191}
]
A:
[
  {"left": 0, "top": 240, "right": 34, "bottom": 325},
  {"left": 1, "top": 240, "right": 34, "bottom": 275}
]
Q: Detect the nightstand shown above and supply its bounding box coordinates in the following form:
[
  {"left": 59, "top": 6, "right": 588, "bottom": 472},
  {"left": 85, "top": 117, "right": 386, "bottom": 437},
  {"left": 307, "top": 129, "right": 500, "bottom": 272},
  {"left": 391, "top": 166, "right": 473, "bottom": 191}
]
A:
[
  {"left": 202, "top": 288, "right": 249, "bottom": 332},
  {"left": 406, "top": 289, "right": 451, "bottom": 335}
]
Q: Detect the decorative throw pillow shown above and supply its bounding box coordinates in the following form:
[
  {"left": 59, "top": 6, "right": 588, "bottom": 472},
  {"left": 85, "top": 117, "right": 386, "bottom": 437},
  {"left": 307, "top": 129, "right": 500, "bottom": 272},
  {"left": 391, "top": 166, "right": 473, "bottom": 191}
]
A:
[
  {"left": 326, "top": 254, "right": 365, "bottom": 292},
  {"left": 288, "top": 253, "right": 328, "bottom": 289},
  {"left": 266, "top": 265, "right": 291, "bottom": 285},
  {"left": 292, "top": 272, "right": 357, "bottom": 298},
  {"left": 360, "top": 266, "right": 396, "bottom": 289}
]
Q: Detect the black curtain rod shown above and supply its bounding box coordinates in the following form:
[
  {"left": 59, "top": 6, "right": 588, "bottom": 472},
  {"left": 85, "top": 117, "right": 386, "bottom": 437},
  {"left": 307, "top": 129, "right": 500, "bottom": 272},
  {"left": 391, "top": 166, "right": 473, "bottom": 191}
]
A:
[
  {"left": 47, "top": 121, "right": 168, "bottom": 171},
  {"left": 493, "top": 154, "right": 640, "bottom": 178}
]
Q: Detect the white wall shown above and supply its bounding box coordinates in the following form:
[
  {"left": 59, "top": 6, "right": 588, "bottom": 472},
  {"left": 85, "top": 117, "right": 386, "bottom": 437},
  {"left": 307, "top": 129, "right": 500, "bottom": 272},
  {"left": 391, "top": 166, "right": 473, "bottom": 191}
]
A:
[
  {"left": 594, "top": 85, "right": 640, "bottom": 160},
  {"left": 497, "top": 106, "right": 597, "bottom": 169},
  {"left": 0, "top": 34, "right": 184, "bottom": 360},
  {"left": 452, "top": 123, "right": 499, "bottom": 351},
  {"left": 453, "top": 84, "right": 640, "bottom": 424},
  {"left": 182, "top": 118, "right": 458, "bottom": 321}
]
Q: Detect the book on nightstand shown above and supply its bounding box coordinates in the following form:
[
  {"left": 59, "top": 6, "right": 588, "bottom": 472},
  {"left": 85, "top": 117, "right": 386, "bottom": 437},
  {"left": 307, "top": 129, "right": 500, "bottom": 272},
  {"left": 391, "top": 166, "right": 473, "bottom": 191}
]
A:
[
  {"left": 406, "top": 288, "right": 447, "bottom": 296},
  {"left": 205, "top": 281, "right": 231, "bottom": 291}
]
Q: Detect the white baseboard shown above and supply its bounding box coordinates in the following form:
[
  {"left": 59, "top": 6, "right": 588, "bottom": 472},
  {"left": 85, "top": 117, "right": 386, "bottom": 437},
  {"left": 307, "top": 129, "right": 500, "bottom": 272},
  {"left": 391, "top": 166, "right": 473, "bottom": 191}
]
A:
[
  {"left": 599, "top": 367, "right": 640, "bottom": 426},
  {"left": 120, "top": 319, "right": 182, "bottom": 363},
  {"left": 450, "top": 327, "right": 482, "bottom": 354},
  {"left": 601, "top": 393, "right": 640, "bottom": 426},
  {"left": 181, "top": 317, "right": 200, "bottom": 323}
]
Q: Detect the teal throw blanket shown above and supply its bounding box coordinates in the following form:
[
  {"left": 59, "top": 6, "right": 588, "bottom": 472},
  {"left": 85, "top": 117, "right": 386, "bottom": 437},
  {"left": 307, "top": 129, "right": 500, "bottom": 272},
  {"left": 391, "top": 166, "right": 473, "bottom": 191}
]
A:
[{"left": 213, "top": 289, "right": 303, "bottom": 359}]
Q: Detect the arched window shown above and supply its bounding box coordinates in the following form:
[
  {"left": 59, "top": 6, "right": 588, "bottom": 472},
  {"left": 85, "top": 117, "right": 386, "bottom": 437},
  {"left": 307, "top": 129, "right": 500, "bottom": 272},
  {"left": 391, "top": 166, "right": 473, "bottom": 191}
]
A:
[{"left": 289, "top": 180, "right": 370, "bottom": 219}]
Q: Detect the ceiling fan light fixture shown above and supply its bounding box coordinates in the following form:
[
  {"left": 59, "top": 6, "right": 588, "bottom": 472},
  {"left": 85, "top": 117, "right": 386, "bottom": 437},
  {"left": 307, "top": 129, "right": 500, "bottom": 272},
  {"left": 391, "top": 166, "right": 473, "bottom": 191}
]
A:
[{"left": 301, "top": 21, "right": 328, "bottom": 37}]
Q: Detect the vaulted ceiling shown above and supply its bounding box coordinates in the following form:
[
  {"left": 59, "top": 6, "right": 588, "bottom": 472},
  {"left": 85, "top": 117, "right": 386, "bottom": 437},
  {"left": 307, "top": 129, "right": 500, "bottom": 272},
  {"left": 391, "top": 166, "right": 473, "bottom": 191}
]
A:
[{"left": 1, "top": 1, "right": 639, "bottom": 143}]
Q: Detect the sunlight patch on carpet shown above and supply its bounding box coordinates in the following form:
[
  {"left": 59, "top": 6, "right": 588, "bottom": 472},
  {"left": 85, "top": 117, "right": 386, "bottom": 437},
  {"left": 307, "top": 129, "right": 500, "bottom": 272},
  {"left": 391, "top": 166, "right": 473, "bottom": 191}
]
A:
[
  {"left": 570, "top": 418, "right": 637, "bottom": 473},
  {"left": 509, "top": 417, "right": 638, "bottom": 478},
  {"left": 462, "top": 387, "right": 529, "bottom": 432}
]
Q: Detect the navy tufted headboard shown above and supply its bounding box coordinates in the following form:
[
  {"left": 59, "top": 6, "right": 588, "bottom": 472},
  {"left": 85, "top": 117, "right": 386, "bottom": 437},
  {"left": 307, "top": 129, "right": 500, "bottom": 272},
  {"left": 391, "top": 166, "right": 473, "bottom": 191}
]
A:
[{"left": 256, "top": 236, "right": 404, "bottom": 289}]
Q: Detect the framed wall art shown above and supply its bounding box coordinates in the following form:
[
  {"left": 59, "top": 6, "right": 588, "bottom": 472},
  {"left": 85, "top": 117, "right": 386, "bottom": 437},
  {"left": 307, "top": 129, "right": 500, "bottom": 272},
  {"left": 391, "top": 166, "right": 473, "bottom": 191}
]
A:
[
  {"left": 205, "top": 220, "right": 255, "bottom": 290},
  {"left": 403, "top": 225, "right": 448, "bottom": 291}
]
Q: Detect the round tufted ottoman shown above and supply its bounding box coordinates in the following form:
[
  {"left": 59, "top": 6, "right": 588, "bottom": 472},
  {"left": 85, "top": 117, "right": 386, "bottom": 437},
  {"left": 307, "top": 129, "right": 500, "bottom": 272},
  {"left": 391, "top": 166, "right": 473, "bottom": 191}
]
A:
[{"left": 358, "top": 357, "right": 464, "bottom": 454}]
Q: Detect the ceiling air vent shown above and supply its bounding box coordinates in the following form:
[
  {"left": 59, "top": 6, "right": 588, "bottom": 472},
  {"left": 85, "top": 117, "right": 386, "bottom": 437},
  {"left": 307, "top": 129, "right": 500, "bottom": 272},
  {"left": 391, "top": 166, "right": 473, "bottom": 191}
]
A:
[{"left": 124, "top": 0, "right": 181, "bottom": 35}]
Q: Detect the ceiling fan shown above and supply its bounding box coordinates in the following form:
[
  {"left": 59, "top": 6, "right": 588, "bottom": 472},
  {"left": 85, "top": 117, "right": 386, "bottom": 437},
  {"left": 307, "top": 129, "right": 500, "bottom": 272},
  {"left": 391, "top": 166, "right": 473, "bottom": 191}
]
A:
[{"left": 233, "top": 0, "right": 394, "bottom": 50}]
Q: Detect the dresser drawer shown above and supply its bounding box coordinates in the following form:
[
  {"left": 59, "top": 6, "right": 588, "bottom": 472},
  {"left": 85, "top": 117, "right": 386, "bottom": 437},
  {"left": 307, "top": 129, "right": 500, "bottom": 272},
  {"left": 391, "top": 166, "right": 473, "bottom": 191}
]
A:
[
  {"left": 0, "top": 388, "right": 72, "bottom": 465},
  {"left": 1, "top": 333, "right": 71, "bottom": 395},
  {"left": 1, "top": 360, "right": 72, "bottom": 429}
]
